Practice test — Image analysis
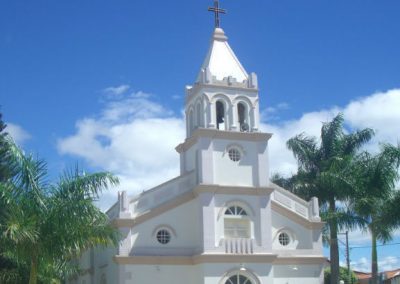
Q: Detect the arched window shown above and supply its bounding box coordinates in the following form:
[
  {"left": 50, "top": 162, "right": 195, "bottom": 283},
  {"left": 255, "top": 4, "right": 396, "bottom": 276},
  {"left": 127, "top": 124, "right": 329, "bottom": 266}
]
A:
[
  {"left": 225, "top": 205, "right": 247, "bottom": 216},
  {"left": 224, "top": 206, "right": 250, "bottom": 238},
  {"left": 196, "top": 102, "right": 202, "bottom": 128},
  {"left": 225, "top": 274, "right": 253, "bottom": 284},
  {"left": 237, "top": 102, "right": 248, "bottom": 132},
  {"left": 223, "top": 272, "right": 256, "bottom": 284},
  {"left": 100, "top": 273, "right": 107, "bottom": 284},
  {"left": 216, "top": 101, "right": 225, "bottom": 130},
  {"left": 188, "top": 109, "right": 194, "bottom": 135}
]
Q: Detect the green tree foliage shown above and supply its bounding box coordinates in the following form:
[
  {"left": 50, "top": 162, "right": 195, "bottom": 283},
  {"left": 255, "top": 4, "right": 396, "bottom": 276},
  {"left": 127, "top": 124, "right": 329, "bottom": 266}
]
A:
[
  {"left": 0, "top": 112, "right": 11, "bottom": 181},
  {"left": 350, "top": 144, "right": 400, "bottom": 284},
  {"left": 0, "top": 138, "right": 120, "bottom": 284},
  {"left": 324, "top": 266, "right": 357, "bottom": 284},
  {"left": 285, "top": 113, "right": 374, "bottom": 284}
]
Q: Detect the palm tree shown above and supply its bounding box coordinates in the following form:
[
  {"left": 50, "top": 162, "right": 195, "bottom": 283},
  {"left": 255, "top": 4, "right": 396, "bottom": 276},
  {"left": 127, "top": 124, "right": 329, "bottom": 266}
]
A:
[
  {"left": 0, "top": 138, "right": 120, "bottom": 284},
  {"left": 286, "top": 113, "right": 374, "bottom": 284},
  {"left": 350, "top": 144, "right": 400, "bottom": 284}
]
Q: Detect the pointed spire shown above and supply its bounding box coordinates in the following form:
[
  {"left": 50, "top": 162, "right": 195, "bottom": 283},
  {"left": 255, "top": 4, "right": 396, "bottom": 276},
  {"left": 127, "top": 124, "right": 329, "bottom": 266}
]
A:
[{"left": 196, "top": 28, "right": 248, "bottom": 84}]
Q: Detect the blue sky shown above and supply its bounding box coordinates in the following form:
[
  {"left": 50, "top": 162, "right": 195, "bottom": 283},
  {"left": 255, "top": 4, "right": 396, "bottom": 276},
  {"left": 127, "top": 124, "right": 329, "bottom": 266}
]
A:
[{"left": 1, "top": 0, "right": 400, "bottom": 273}]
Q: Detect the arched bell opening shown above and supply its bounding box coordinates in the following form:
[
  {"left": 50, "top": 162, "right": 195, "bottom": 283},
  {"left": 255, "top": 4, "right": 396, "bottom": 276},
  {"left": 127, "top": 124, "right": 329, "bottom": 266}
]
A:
[{"left": 216, "top": 100, "right": 226, "bottom": 130}]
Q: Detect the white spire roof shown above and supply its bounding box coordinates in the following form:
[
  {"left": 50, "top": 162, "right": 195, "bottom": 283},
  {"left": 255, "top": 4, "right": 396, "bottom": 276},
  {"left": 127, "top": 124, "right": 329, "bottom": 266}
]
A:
[{"left": 196, "top": 28, "right": 248, "bottom": 83}]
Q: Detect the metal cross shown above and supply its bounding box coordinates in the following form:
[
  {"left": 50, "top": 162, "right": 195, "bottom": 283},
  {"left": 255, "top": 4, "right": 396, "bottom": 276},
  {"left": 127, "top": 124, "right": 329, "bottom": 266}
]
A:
[{"left": 208, "top": 0, "right": 226, "bottom": 28}]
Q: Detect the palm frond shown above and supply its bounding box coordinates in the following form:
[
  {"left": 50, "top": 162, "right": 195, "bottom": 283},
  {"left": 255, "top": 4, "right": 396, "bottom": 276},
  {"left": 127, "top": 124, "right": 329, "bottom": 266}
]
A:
[{"left": 286, "top": 133, "right": 319, "bottom": 171}]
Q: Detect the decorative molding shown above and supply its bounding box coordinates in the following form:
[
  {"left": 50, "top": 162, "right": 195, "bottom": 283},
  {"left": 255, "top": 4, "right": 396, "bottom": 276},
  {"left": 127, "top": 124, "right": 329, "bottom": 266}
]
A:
[
  {"left": 151, "top": 224, "right": 177, "bottom": 238},
  {"left": 273, "top": 256, "right": 327, "bottom": 265},
  {"left": 113, "top": 254, "right": 278, "bottom": 265},
  {"left": 186, "top": 83, "right": 258, "bottom": 106},
  {"left": 112, "top": 191, "right": 196, "bottom": 228},
  {"left": 271, "top": 201, "right": 325, "bottom": 230},
  {"left": 194, "top": 184, "right": 274, "bottom": 196},
  {"left": 113, "top": 185, "right": 273, "bottom": 229},
  {"left": 113, "top": 254, "right": 325, "bottom": 265},
  {"left": 176, "top": 128, "right": 272, "bottom": 154}
]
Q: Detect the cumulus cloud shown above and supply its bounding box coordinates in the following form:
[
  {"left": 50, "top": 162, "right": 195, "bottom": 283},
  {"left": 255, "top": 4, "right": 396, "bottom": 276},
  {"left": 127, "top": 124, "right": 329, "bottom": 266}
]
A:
[
  {"left": 6, "top": 123, "right": 31, "bottom": 145},
  {"left": 262, "top": 88, "right": 400, "bottom": 177},
  {"left": 351, "top": 257, "right": 370, "bottom": 272},
  {"left": 102, "top": 84, "right": 131, "bottom": 98},
  {"left": 344, "top": 89, "right": 400, "bottom": 151},
  {"left": 350, "top": 256, "right": 400, "bottom": 272},
  {"left": 58, "top": 88, "right": 400, "bottom": 210},
  {"left": 58, "top": 91, "right": 185, "bottom": 209},
  {"left": 260, "top": 102, "right": 290, "bottom": 121}
]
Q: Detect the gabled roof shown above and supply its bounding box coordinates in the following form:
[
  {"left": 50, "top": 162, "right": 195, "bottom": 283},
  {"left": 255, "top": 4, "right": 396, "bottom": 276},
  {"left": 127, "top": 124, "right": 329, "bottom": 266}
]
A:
[{"left": 196, "top": 28, "right": 248, "bottom": 83}]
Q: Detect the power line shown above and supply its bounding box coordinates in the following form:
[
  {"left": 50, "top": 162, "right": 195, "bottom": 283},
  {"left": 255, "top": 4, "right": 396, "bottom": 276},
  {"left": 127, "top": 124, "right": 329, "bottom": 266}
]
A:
[{"left": 350, "top": 242, "right": 400, "bottom": 249}]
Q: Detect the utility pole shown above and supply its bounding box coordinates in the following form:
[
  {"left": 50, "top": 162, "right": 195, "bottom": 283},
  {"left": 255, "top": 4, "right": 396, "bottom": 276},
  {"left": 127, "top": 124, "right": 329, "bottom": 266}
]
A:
[
  {"left": 345, "top": 231, "right": 351, "bottom": 284},
  {"left": 339, "top": 231, "right": 352, "bottom": 283}
]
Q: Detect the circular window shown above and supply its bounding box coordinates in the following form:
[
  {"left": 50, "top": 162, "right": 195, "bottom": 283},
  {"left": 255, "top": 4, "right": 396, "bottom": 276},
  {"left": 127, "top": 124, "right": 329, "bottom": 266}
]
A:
[
  {"left": 225, "top": 274, "right": 253, "bottom": 284},
  {"left": 156, "top": 229, "right": 171, "bottom": 244},
  {"left": 278, "top": 232, "right": 290, "bottom": 246},
  {"left": 228, "top": 148, "right": 241, "bottom": 162}
]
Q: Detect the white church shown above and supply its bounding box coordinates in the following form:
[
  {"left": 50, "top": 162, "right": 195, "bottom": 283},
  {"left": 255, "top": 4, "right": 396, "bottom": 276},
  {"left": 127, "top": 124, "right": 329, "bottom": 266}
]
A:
[{"left": 71, "top": 3, "right": 326, "bottom": 284}]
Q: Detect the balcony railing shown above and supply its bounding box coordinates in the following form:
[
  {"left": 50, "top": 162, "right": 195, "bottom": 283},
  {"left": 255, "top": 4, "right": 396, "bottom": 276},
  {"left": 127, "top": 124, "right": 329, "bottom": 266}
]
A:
[{"left": 220, "top": 238, "right": 255, "bottom": 254}]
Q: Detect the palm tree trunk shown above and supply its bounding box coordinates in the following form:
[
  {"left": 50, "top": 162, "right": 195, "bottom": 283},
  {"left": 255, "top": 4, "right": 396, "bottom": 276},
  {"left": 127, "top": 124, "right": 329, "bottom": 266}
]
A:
[
  {"left": 329, "top": 198, "right": 340, "bottom": 284},
  {"left": 371, "top": 228, "right": 378, "bottom": 284},
  {"left": 29, "top": 249, "right": 38, "bottom": 284}
]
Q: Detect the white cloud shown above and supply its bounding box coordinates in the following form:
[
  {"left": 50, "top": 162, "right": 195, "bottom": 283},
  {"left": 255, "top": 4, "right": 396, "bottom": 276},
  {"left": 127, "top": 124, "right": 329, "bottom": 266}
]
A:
[
  {"left": 379, "top": 256, "right": 399, "bottom": 272},
  {"left": 262, "top": 88, "right": 400, "bottom": 177},
  {"left": 344, "top": 89, "right": 400, "bottom": 152},
  {"left": 58, "top": 91, "right": 184, "bottom": 210},
  {"left": 351, "top": 257, "right": 370, "bottom": 272},
  {"left": 102, "top": 84, "right": 130, "bottom": 97},
  {"left": 262, "top": 108, "right": 340, "bottom": 176},
  {"left": 344, "top": 89, "right": 400, "bottom": 141},
  {"left": 260, "top": 102, "right": 290, "bottom": 121},
  {"left": 350, "top": 256, "right": 400, "bottom": 273},
  {"left": 6, "top": 123, "right": 31, "bottom": 145},
  {"left": 58, "top": 88, "right": 400, "bottom": 210}
]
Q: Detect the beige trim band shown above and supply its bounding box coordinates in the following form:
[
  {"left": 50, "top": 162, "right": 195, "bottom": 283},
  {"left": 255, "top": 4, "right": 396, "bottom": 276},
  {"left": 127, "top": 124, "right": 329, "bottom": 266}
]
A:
[
  {"left": 113, "top": 254, "right": 326, "bottom": 265},
  {"left": 112, "top": 191, "right": 196, "bottom": 228},
  {"left": 176, "top": 128, "right": 272, "bottom": 154},
  {"left": 194, "top": 184, "right": 274, "bottom": 196},
  {"left": 271, "top": 201, "right": 325, "bottom": 230}
]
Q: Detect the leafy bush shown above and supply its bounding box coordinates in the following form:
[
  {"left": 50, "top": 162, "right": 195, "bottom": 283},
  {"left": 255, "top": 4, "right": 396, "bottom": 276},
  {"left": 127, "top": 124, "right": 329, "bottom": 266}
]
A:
[{"left": 324, "top": 266, "right": 357, "bottom": 284}]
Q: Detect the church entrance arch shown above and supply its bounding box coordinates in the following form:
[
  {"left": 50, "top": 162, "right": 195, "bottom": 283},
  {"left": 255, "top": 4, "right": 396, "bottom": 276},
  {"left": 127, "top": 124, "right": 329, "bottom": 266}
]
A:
[{"left": 220, "top": 270, "right": 260, "bottom": 284}]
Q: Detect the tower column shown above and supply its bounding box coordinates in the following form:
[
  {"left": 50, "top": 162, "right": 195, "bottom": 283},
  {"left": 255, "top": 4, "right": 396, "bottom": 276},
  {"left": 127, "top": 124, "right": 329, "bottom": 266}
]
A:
[
  {"left": 251, "top": 106, "right": 259, "bottom": 131},
  {"left": 230, "top": 102, "right": 238, "bottom": 131},
  {"left": 208, "top": 101, "right": 216, "bottom": 128}
]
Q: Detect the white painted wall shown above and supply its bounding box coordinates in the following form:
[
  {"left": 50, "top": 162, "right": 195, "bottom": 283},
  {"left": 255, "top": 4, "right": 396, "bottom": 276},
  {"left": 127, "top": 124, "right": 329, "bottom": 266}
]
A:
[
  {"left": 273, "top": 264, "right": 324, "bottom": 284},
  {"left": 196, "top": 137, "right": 269, "bottom": 187},
  {"left": 130, "top": 200, "right": 201, "bottom": 255},
  {"left": 271, "top": 211, "right": 313, "bottom": 250},
  {"left": 119, "top": 264, "right": 202, "bottom": 284}
]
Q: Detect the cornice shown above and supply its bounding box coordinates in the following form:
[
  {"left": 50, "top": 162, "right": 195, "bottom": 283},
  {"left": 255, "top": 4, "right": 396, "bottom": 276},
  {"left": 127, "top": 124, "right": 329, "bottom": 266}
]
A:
[
  {"left": 186, "top": 83, "right": 259, "bottom": 105},
  {"left": 112, "top": 191, "right": 196, "bottom": 228},
  {"left": 194, "top": 184, "right": 273, "bottom": 196},
  {"left": 176, "top": 128, "right": 272, "bottom": 154},
  {"left": 271, "top": 201, "right": 325, "bottom": 230},
  {"left": 113, "top": 254, "right": 326, "bottom": 265}
]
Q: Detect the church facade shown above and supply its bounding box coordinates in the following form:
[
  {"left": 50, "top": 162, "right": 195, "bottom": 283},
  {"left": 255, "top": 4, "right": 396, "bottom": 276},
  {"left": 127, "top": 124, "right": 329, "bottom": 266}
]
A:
[{"left": 71, "top": 22, "right": 325, "bottom": 284}]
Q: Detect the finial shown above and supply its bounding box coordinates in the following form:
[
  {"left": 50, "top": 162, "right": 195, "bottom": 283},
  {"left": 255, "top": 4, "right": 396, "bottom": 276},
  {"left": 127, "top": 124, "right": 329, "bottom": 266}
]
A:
[{"left": 208, "top": 0, "right": 226, "bottom": 28}]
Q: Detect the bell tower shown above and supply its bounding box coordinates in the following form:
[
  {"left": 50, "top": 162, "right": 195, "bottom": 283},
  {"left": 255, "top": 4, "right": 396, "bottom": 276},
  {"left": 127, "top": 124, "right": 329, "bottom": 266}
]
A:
[
  {"left": 184, "top": 27, "right": 260, "bottom": 138},
  {"left": 176, "top": 9, "right": 271, "bottom": 188}
]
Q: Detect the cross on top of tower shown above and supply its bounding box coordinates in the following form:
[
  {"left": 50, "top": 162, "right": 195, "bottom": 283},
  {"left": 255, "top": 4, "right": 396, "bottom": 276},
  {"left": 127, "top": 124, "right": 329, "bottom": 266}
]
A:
[{"left": 208, "top": 0, "right": 226, "bottom": 28}]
